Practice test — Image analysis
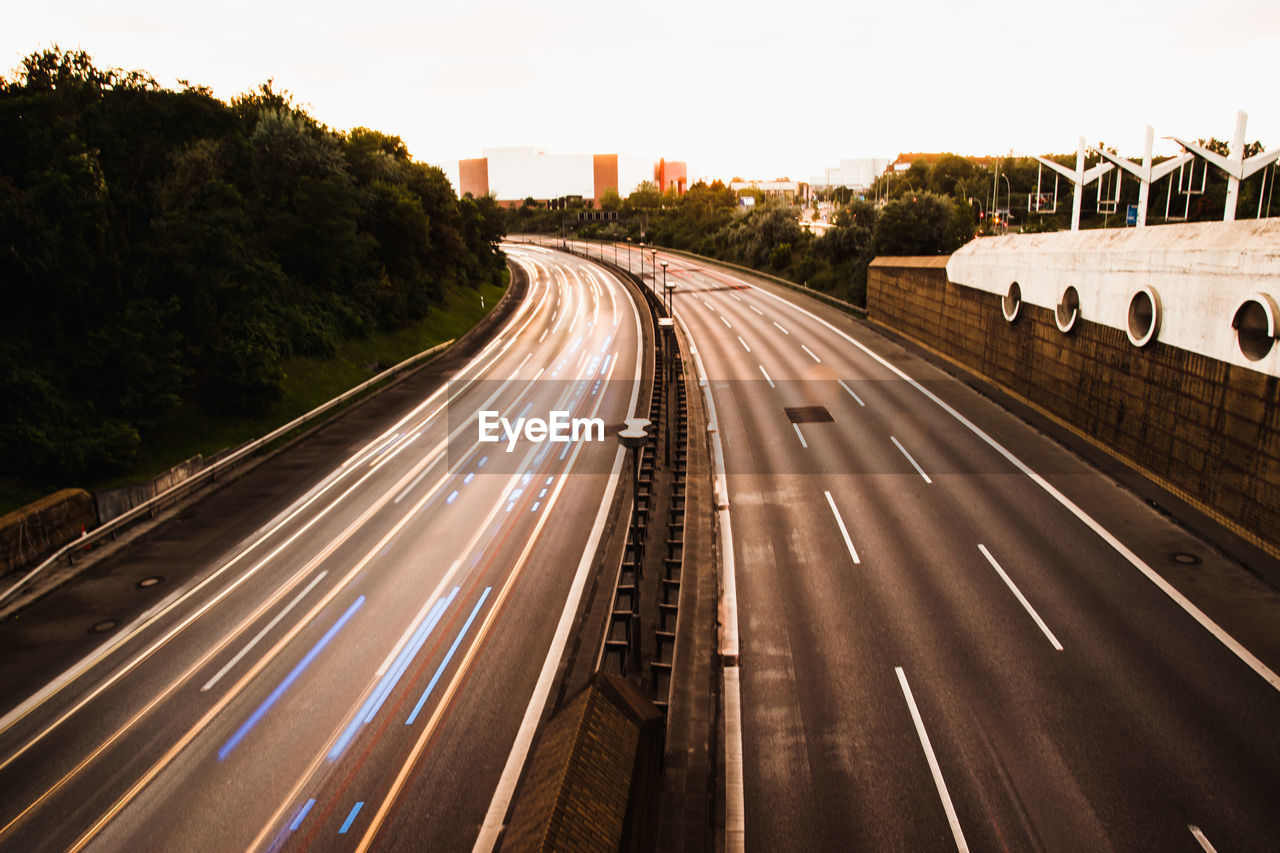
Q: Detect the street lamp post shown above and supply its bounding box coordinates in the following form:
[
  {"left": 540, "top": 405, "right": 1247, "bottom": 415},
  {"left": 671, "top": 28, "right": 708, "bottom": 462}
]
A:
[
  {"left": 1000, "top": 173, "right": 1012, "bottom": 232},
  {"left": 650, "top": 250, "right": 658, "bottom": 296},
  {"left": 627, "top": 237, "right": 632, "bottom": 274},
  {"left": 661, "top": 261, "right": 669, "bottom": 314}
]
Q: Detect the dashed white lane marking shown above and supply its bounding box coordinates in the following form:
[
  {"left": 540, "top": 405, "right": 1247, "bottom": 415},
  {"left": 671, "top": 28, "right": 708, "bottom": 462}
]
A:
[
  {"left": 792, "top": 423, "right": 807, "bottom": 448},
  {"left": 896, "top": 667, "right": 970, "bottom": 853},
  {"left": 772, "top": 321, "right": 790, "bottom": 335},
  {"left": 759, "top": 364, "right": 775, "bottom": 388},
  {"left": 823, "top": 491, "right": 861, "bottom": 565},
  {"left": 890, "top": 435, "right": 932, "bottom": 484},
  {"left": 838, "top": 379, "right": 866, "bottom": 407},
  {"left": 801, "top": 344, "right": 821, "bottom": 363},
  {"left": 978, "top": 544, "right": 1063, "bottom": 651},
  {"left": 1189, "top": 825, "right": 1219, "bottom": 853}
]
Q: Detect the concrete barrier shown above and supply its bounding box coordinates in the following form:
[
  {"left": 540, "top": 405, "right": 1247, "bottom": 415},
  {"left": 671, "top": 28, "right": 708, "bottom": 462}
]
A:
[
  {"left": 94, "top": 455, "right": 204, "bottom": 524},
  {"left": 0, "top": 489, "right": 97, "bottom": 575},
  {"left": 500, "top": 672, "right": 664, "bottom": 853}
]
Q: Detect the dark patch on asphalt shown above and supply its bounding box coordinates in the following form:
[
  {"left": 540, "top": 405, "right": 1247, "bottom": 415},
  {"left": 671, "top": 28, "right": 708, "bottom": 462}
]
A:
[{"left": 785, "top": 405, "right": 834, "bottom": 424}]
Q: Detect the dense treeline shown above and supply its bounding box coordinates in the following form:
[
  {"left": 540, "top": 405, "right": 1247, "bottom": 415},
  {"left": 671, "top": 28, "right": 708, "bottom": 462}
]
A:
[
  {"left": 507, "top": 179, "right": 973, "bottom": 306},
  {"left": 0, "top": 49, "right": 505, "bottom": 485}
]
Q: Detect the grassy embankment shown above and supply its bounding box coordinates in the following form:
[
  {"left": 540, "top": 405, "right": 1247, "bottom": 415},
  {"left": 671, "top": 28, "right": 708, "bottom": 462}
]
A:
[{"left": 0, "top": 277, "right": 507, "bottom": 515}]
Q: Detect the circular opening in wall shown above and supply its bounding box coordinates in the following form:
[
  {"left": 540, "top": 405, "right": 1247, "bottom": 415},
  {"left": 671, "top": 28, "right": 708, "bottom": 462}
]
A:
[
  {"left": 91, "top": 619, "right": 119, "bottom": 634},
  {"left": 1126, "top": 286, "right": 1161, "bottom": 347},
  {"left": 1232, "top": 293, "right": 1278, "bottom": 362},
  {"left": 1002, "top": 281, "right": 1022, "bottom": 322},
  {"left": 1055, "top": 285, "right": 1081, "bottom": 333},
  {"left": 1169, "top": 552, "right": 1202, "bottom": 566},
  {"left": 137, "top": 575, "right": 163, "bottom": 589}
]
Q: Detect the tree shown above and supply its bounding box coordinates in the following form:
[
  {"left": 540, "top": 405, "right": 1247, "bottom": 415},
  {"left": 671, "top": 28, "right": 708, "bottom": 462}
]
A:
[
  {"left": 0, "top": 47, "right": 508, "bottom": 486},
  {"left": 873, "top": 193, "right": 957, "bottom": 255},
  {"left": 627, "top": 180, "right": 662, "bottom": 209}
]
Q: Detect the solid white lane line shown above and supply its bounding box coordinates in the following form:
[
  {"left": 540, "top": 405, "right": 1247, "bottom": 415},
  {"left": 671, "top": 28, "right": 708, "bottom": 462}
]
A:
[
  {"left": 977, "top": 545, "right": 1063, "bottom": 651},
  {"left": 801, "top": 344, "right": 821, "bottom": 363},
  {"left": 759, "top": 364, "right": 775, "bottom": 388},
  {"left": 748, "top": 304, "right": 763, "bottom": 315},
  {"left": 738, "top": 335, "right": 751, "bottom": 353},
  {"left": 721, "top": 315, "right": 733, "bottom": 329},
  {"left": 890, "top": 435, "right": 932, "bottom": 484},
  {"left": 792, "top": 423, "right": 808, "bottom": 449},
  {"left": 470, "top": 267, "right": 644, "bottom": 853},
  {"left": 200, "top": 572, "right": 329, "bottom": 691},
  {"left": 838, "top": 379, "right": 866, "bottom": 407},
  {"left": 1189, "top": 825, "right": 1219, "bottom": 853},
  {"left": 772, "top": 321, "right": 790, "bottom": 335},
  {"left": 723, "top": 666, "right": 746, "bottom": 853},
  {"left": 823, "top": 491, "right": 861, "bottom": 565},
  {"left": 897, "top": 668, "right": 970, "bottom": 852}
]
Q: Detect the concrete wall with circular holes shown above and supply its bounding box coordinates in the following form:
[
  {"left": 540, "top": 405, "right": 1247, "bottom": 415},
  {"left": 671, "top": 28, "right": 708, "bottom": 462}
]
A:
[{"left": 946, "top": 219, "right": 1280, "bottom": 376}]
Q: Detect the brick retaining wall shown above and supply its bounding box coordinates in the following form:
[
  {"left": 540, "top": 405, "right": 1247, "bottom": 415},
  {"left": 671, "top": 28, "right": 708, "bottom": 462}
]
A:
[{"left": 867, "top": 257, "right": 1280, "bottom": 557}]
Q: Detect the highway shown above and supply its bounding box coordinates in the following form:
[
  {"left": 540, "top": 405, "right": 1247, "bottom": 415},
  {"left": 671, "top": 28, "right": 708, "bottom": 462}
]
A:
[
  {"left": 627, "top": 247, "right": 1280, "bottom": 852},
  {"left": 0, "top": 245, "right": 645, "bottom": 851}
]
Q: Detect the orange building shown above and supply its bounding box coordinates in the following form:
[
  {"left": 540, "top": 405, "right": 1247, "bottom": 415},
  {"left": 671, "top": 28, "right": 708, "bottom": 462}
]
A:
[{"left": 450, "top": 148, "right": 686, "bottom": 207}]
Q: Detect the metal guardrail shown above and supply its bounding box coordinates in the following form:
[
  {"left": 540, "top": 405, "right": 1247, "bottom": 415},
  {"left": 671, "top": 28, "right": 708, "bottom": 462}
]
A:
[
  {"left": 510, "top": 235, "right": 867, "bottom": 318},
  {"left": 657, "top": 247, "right": 869, "bottom": 318},
  {"left": 0, "top": 338, "right": 455, "bottom": 609}
]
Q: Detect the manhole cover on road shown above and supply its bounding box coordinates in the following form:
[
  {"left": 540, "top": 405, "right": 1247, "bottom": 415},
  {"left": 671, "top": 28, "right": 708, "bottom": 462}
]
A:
[
  {"left": 137, "top": 576, "right": 163, "bottom": 589},
  {"left": 91, "top": 619, "right": 119, "bottom": 633},
  {"left": 785, "top": 406, "right": 834, "bottom": 424},
  {"left": 1169, "top": 552, "right": 1202, "bottom": 565}
]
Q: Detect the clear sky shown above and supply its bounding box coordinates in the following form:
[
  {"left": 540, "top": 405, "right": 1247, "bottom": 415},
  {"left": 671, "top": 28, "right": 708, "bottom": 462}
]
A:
[{"left": 5, "top": 0, "right": 1279, "bottom": 183}]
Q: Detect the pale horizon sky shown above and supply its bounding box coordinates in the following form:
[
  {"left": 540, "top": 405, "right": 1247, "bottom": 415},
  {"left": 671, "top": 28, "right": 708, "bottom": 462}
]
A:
[{"left": 5, "top": 0, "right": 1279, "bottom": 185}]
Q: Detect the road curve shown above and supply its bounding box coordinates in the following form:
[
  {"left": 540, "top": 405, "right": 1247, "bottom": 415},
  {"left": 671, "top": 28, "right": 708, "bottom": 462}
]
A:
[
  {"left": 618, "top": 244, "right": 1280, "bottom": 853},
  {"left": 0, "top": 245, "right": 645, "bottom": 852}
]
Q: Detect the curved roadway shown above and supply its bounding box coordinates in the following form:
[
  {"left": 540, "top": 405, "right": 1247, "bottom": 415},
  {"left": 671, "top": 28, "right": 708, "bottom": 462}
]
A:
[
  {"left": 0, "top": 245, "right": 644, "bottom": 852},
  {"left": 616, "top": 244, "right": 1279, "bottom": 853}
]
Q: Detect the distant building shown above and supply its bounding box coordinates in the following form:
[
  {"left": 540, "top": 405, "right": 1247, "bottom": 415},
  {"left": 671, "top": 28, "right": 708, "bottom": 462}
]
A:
[
  {"left": 655, "top": 158, "right": 688, "bottom": 195},
  {"left": 445, "top": 147, "right": 685, "bottom": 208},
  {"left": 810, "top": 157, "right": 891, "bottom": 191}
]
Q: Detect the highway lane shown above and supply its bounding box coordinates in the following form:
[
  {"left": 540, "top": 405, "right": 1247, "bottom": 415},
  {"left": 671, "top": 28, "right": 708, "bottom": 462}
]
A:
[
  {"left": 0, "top": 245, "right": 645, "bottom": 851},
  {"left": 644, "top": 249, "right": 1280, "bottom": 852}
]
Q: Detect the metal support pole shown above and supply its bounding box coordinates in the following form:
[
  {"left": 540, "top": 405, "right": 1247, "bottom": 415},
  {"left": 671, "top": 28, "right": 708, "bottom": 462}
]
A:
[
  {"left": 1225, "top": 110, "right": 1248, "bottom": 222},
  {"left": 1137, "top": 125, "right": 1153, "bottom": 227},
  {"left": 1072, "top": 136, "right": 1085, "bottom": 231}
]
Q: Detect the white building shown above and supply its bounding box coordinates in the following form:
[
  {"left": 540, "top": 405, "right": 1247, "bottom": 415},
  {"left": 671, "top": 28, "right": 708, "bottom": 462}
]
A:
[{"left": 810, "top": 157, "right": 892, "bottom": 191}]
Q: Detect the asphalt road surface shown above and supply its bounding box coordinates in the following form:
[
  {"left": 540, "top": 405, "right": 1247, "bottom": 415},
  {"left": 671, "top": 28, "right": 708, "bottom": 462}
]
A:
[
  {"left": 624, "top": 245, "right": 1280, "bottom": 853},
  {"left": 0, "top": 244, "right": 643, "bottom": 852}
]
